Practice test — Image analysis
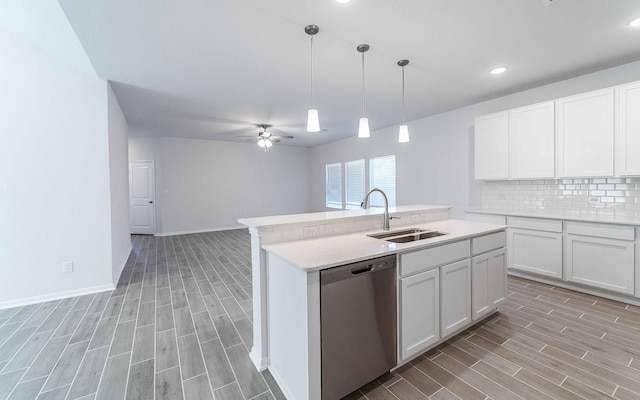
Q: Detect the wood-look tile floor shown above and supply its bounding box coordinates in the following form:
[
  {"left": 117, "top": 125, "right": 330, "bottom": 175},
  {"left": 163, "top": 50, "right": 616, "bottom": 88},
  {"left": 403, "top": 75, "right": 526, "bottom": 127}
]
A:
[
  {"left": 1, "top": 230, "right": 640, "bottom": 400},
  {"left": 0, "top": 230, "right": 284, "bottom": 400},
  {"left": 346, "top": 276, "right": 640, "bottom": 400}
]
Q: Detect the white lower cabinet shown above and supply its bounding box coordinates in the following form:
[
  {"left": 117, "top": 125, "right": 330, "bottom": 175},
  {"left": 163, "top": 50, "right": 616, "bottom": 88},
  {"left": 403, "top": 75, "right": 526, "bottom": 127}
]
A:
[
  {"left": 565, "top": 234, "right": 635, "bottom": 295},
  {"left": 472, "top": 248, "right": 507, "bottom": 321},
  {"left": 399, "top": 268, "right": 439, "bottom": 362},
  {"left": 508, "top": 217, "right": 563, "bottom": 279},
  {"left": 440, "top": 259, "right": 471, "bottom": 337}
]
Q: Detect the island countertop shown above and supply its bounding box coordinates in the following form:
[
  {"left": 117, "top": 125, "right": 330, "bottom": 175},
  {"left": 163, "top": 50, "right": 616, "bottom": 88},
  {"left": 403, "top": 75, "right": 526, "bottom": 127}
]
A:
[{"left": 262, "top": 219, "right": 506, "bottom": 271}]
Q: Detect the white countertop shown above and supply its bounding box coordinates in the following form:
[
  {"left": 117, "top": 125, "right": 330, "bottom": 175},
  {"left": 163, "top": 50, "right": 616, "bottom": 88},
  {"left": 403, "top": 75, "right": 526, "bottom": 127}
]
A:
[
  {"left": 238, "top": 205, "right": 450, "bottom": 228},
  {"left": 466, "top": 208, "right": 640, "bottom": 227},
  {"left": 262, "top": 219, "right": 506, "bottom": 271}
]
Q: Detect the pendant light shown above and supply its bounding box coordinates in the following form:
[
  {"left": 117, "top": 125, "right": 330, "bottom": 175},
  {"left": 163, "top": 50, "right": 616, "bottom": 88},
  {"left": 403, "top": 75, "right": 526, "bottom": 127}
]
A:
[
  {"left": 357, "top": 44, "right": 370, "bottom": 138},
  {"left": 398, "top": 59, "right": 410, "bottom": 143},
  {"left": 305, "top": 25, "right": 321, "bottom": 132}
]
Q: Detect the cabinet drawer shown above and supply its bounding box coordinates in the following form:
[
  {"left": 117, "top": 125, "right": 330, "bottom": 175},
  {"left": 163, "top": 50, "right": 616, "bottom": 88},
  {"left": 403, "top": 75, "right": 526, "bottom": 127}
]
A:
[
  {"left": 400, "top": 240, "right": 470, "bottom": 277},
  {"left": 508, "top": 217, "right": 562, "bottom": 233},
  {"left": 566, "top": 221, "right": 634, "bottom": 241},
  {"left": 472, "top": 231, "right": 506, "bottom": 256}
]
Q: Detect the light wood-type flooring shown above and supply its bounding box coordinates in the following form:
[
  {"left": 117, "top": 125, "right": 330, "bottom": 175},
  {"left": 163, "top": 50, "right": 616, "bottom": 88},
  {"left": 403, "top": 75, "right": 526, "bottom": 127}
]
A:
[{"left": 1, "top": 229, "right": 640, "bottom": 400}]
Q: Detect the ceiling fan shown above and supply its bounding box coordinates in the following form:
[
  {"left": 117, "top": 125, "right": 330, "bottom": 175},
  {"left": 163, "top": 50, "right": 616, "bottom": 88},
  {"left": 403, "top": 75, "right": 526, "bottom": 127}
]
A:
[{"left": 239, "top": 124, "right": 294, "bottom": 151}]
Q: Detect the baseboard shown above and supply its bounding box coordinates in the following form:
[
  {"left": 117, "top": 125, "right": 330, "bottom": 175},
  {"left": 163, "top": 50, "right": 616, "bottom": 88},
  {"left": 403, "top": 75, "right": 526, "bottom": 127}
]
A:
[
  {"left": 154, "top": 225, "right": 246, "bottom": 237},
  {"left": 112, "top": 245, "right": 133, "bottom": 285},
  {"left": 0, "top": 283, "right": 115, "bottom": 310}
]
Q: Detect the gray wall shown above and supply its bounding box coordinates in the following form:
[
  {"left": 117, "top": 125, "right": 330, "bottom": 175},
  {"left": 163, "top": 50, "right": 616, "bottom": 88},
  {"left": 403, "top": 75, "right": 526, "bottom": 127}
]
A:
[{"left": 129, "top": 136, "right": 312, "bottom": 235}]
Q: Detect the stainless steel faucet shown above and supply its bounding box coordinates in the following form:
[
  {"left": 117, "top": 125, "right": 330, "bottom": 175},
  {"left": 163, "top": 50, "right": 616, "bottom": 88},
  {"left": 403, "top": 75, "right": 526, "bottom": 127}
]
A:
[{"left": 361, "top": 188, "right": 395, "bottom": 230}]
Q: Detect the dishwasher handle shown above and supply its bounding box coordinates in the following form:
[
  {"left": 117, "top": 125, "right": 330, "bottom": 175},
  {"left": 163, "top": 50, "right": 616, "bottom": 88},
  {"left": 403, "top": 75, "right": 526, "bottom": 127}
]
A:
[
  {"left": 351, "top": 266, "right": 373, "bottom": 275},
  {"left": 320, "top": 254, "right": 396, "bottom": 285}
]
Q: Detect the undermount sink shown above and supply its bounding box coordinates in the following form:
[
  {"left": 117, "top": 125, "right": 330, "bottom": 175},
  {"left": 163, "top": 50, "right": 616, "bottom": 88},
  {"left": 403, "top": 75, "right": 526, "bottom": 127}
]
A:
[
  {"left": 385, "top": 231, "right": 447, "bottom": 243},
  {"left": 367, "top": 228, "right": 448, "bottom": 243},
  {"left": 367, "top": 228, "right": 427, "bottom": 239}
]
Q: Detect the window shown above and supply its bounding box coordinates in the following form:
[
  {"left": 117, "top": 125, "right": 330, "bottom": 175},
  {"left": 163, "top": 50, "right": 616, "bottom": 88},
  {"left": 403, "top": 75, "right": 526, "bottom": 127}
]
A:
[
  {"left": 325, "top": 155, "right": 396, "bottom": 210},
  {"left": 345, "top": 159, "right": 365, "bottom": 209},
  {"left": 369, "top": 155, "right": 396, "bottom": 208},
  {"left": 325, "top": 163, "right": 342, "bottom": 209}
]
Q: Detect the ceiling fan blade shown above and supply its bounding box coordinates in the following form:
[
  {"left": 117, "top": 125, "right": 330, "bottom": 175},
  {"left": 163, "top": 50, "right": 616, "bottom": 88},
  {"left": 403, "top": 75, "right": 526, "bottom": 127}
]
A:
[
  {"left": 271, "top": 138, "right": 281, "bottom": 143},
  {"left": 271, "top": 135, "right": 293, "bottom": 140}
]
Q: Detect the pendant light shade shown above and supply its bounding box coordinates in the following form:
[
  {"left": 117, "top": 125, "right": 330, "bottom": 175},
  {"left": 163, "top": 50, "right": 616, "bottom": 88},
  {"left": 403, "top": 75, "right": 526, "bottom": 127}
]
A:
[
  {"left": 357, "top": 44, "right": 370, "bottom": 138},
  {"left": 398, "top": 124, "right": 409, "bottom": 143},
  {"left": 397, "top": 59, "right": 410, "bottom": 143},
  {"left": 305, "top": 25, "right": 321, "bottom": 132},
  {"left": 358, "top": 117, "right": 370, "bottom": 138},
  {"left": 307, "top": 109, "right": 320, "bottom": 132}
]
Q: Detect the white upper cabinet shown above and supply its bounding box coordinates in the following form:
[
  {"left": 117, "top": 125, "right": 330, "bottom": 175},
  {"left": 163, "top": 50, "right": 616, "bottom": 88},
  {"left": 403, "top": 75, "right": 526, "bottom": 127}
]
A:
[
  {"left": 509, "top": 102, "right": 555, "bottom": 179},
  {"left": 616, "top": 81, "right": 640, "bottom": 176},
  {"left": 474, "top": 112, "right": 509, "bottom": 180},
  {"left": 556, "top": 88, "right": 614, "bottom": 178}
]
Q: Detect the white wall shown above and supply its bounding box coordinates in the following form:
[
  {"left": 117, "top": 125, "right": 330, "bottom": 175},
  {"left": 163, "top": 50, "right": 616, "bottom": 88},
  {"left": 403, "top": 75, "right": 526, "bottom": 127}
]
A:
[
  {"left": 0, "top": 4, "right": 128, "bottom": 307},
  {"left": 129, "top": 136, "right": 311, "bottom": 235},
  {"left": 108, "top": 84, "right": 131, "bottom": 283},
  {"left": 310, "top": 60, "right": 640, "bottom": 218}
]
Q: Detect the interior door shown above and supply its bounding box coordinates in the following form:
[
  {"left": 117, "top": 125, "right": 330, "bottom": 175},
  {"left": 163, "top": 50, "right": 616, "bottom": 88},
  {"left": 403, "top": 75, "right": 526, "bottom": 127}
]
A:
[{"left": 129, "top": 161, "right": 155, "bottom": 235}]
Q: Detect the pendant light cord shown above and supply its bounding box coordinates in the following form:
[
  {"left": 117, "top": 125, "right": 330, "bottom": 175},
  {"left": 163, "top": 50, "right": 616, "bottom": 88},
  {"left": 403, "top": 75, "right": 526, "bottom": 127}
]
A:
[
  {"left": 401, "top": 66, "right": 405, "bottom": 124},
  {"left": 310, "top": 36, "right": 314, "bottom": 108},
  {"left": 361, "top": 51, "right": 366, "bottom": 117}
]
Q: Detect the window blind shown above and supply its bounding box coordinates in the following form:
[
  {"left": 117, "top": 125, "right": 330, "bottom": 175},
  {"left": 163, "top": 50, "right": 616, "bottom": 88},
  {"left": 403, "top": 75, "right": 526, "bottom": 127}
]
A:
[
  {"left": 325, "top": 163, "right": 343, "bottom": 208},
  {"left": 345, "top": 159, "right": 365, "bottom": 209},
  {"left": 369, "top": 155, "right": 396, "bottom": 208}
]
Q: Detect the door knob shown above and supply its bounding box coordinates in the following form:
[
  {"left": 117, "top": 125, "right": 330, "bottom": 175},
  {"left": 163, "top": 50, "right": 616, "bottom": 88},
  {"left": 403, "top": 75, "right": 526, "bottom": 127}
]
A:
[{"left": 148, "top": 201, "right": 153, "bottom": 204}]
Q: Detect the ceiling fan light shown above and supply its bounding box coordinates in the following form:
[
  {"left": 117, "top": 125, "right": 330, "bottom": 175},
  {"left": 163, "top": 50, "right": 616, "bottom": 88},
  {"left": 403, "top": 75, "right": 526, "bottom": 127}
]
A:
[
  {"left": 257, "top": 138, "right": 265, "bottom": 148},
  {"left": 398, "top": 124, "right": 410, "bottom": 143},
  {"left": 265, "top": 138, "right": 273, "bottom": 148},
  {"left": 307, "top": 109, "right": 320, "bottom": 132},
  {"left": 358, "top": 117, "right": 370, "bottom": 138}
]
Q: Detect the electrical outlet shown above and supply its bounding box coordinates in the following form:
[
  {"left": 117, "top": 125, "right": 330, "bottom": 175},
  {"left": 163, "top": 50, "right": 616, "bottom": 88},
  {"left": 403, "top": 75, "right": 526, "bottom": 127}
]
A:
[
  {"left": 303, "top": 226, "right": 318, "bottom": 238},
  {"left": 62, "top": 261, "right": 74, "bottom": 273},
  {"left": 318, "top": 225, "right": 333, "bottom": 236}
]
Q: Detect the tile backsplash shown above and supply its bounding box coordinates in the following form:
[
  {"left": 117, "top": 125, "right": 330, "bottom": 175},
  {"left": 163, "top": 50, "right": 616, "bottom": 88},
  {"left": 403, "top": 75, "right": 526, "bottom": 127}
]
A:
[{"left": 482, "top": 178, "right": 640, "bottom": 219}]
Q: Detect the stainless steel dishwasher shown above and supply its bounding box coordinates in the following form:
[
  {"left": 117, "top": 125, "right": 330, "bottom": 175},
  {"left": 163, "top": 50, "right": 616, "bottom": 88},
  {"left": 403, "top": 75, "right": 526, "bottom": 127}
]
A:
[{"left": 320, "top": 254, "right": 397, "bottom": 400}]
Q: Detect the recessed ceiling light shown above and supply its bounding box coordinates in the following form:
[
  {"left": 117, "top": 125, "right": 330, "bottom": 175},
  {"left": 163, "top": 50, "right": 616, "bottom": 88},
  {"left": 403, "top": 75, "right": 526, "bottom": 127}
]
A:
[
  {"left": 628, "top": 17, "right": 640, "bottom": 27},
  {"left": 336, "top": 0, "right": 351, "bottom": 3},
  {"left": 490, "top": 66, "right": 508, "bottom": 75}
]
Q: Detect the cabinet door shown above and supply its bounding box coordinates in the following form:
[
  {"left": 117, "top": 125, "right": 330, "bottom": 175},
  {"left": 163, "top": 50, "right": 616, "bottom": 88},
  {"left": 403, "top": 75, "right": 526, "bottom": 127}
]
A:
[
  {"left": 474, "top": 112, "right": 509, "bottom": 180},
  {"left": 616, "top": 81, "right": 640, "bottom": 176},
  {"left": 509, "top": 102, "right": 555, "bottom": 179},
  {"left": 440, "top": 259, "right": 471, "bottom": 338},
  {"left": 508, "top": 228, "right": 562, "bottom": 279},
  {"left": 472, "top": 248, "right": 506, "bottom": 321},
  {"left": 556, "top": 88, "right": 614, "bottom": 177},
  {"left": 399, "top": 268, "right": 439, "bottom": 362},
  {"left": 565, "top": 235, "right": 635, "bottom": 295}
]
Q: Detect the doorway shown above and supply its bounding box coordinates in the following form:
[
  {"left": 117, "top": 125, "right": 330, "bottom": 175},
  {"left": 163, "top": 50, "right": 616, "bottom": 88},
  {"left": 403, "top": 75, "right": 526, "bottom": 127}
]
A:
[{"left": 129, "top": 160, "right": 156, "bottom": 235}]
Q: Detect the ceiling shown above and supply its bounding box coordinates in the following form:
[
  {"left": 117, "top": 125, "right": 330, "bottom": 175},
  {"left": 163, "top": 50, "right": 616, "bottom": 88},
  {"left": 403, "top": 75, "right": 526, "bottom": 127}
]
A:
[{"left": 58, "top": 0, "right": 640, "bottom": 147}]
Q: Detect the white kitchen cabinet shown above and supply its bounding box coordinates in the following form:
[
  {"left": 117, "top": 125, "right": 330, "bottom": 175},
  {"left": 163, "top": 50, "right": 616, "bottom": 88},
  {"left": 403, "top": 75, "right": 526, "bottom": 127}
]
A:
[
  {"left": 509, "top": 101, "right": 555, "bottom": 179},
  {"left": 616, "top": 81, "right": 640, "bottom": 176},
  {"left": 508, "top": 217, "right": 563, "bottom": 279},
  {"left": 472, "top": 248, "right": 506, "bottom": 321},
  {"left": 440, "top": 259, "right": 471, "bottom": 338},
  {"left": 556, "top": 88, "right": 614, "bottom": 177},
  {"left": 565, "top": 223, "right": 635, "bottom": 295},
  {"left": 399, "top": 268, "right": 439, "bottom": 362},
  {"left": 474, "top": 112, "right": 509, "bottom": 180}
]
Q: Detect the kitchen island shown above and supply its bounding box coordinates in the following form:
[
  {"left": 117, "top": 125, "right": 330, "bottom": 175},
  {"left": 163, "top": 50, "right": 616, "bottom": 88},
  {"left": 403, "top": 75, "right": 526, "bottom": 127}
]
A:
[{"left": 239, "top": 207, "right": 506, "bottom": 400}]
